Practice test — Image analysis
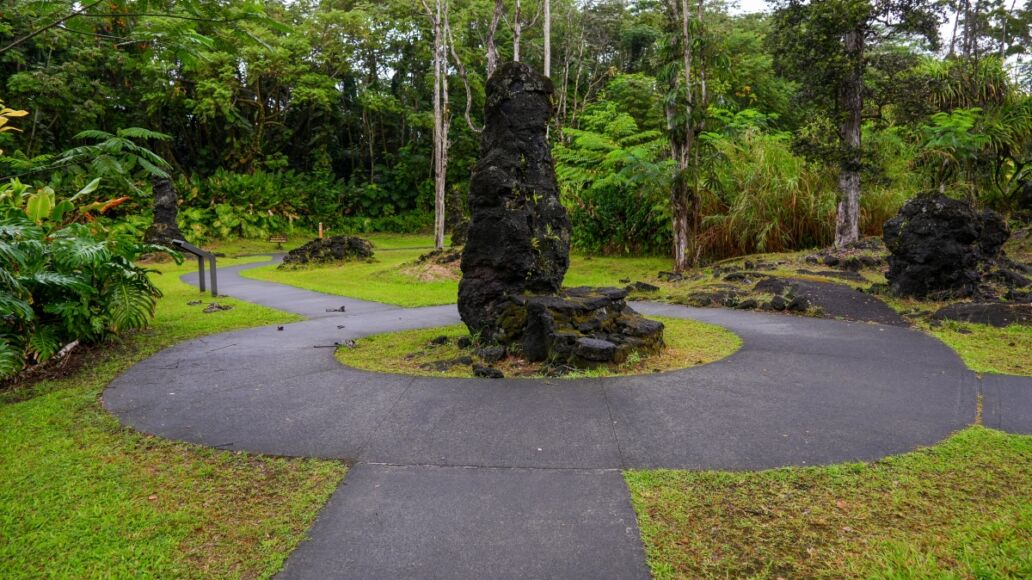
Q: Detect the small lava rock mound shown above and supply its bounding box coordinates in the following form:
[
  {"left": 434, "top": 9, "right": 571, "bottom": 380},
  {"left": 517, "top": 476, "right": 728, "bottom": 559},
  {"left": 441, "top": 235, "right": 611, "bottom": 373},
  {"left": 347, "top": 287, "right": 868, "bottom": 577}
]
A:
[
  {"left": 931, "top": 302, "right": 1032, "bottom": 327},
  {"left": 883, "top": 194, "right": 1011, "bottom": 298},
  {"left": 492, "top": 286, "right": 664, "bottom": 367},
  {"left": 417, "top": 248, "right": 462, "bottom": 265},
  {"left": 279, "top": 236, "right": 374, "bottom": 268}
]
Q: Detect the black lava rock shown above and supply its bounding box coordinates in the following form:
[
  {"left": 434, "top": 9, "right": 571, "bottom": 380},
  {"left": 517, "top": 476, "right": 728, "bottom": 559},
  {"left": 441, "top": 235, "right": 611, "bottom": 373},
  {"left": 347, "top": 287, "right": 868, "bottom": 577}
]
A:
[
  {"left": 144, "top": 178, "right": 184, "bottom": 247},
  {"left": 455, "top": 62, "right": 662, "bottom": 369},
  {"left": 788, "top": 295, "right": 811, "bottom": 312},
  {"left": 457, "top": 336, "right": 473, "bottom": 349},
  {"left": 458, "top": 62, "right": 571, "bottom": 337},
  {"left": 883, "top": 194, "right": 1008, "bottom": 298},
  {"left": 472, "top": 364, "right": 504, "bottom": 379},
  {"left": 280, "top": 236, "right": 374, "bottom": 268},
  {"left": 475, "top": 345, "right": 506, "bottom": 363},
  {"left": 931, "top": 302, "right": 1032, "bottom": 327},
  {"left": 628, "top": 281, "right": 660, "bottom": 293},
  {"left": 512, "top": 287, "right": 664, "bottom": 367}
]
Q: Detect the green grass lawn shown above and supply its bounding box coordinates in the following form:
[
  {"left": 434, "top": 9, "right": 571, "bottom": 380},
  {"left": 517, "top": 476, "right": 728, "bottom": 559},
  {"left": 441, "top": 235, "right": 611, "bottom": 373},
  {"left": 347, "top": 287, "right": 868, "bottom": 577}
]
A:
[
  {"left": 337, "top": 316, "right": 741, "bottom": 379},
  {"left": 239, "top": 234, "right": 673, "bottom": 307},
  {"left": 924, "top": 321, "right": 1032, "bottom": 376},
  {"left": 0, "top": 259, "right": 346, "bottom": 578},
  {"left": 627, "top": 427, "right": 1032, "bottom": 578}
]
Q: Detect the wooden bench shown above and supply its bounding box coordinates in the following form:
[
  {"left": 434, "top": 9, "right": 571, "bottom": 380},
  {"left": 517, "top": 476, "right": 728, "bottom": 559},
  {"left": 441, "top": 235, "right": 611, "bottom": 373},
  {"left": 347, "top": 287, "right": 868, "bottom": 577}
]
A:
[{"left": 268, "top": 234, "right": 288, "bottom": 247}]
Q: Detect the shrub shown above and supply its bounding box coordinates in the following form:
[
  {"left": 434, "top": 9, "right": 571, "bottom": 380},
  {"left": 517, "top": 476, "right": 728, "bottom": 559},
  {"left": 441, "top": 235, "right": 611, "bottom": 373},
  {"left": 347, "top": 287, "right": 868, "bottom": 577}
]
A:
[
  {"left": 0, "top": 181, "right": 169, "bottom": 379},
  {"left": 555, "top": 102, "right": 673, "bottom": 255}
]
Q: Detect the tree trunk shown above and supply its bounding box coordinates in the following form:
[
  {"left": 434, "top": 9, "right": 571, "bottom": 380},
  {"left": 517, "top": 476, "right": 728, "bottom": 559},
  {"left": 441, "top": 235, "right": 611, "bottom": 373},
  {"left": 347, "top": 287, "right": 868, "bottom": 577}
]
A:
[
  {"left": 424, "top": 0, "right": 449, "bottom": 250},
  {"left": 543, "top": 0, "right": 551, "bottom": 77},
  {"left": 514, "top": 0, "right": 522, "bottom": 62},
  {"left": 835, "top": 27, "right": 864, "bottom": 248},
  {"left": 664, "top": 0, "right": 701, "bottom": 273},
  {"left": 487, "top": 0, "right": 503, "bottom": 78}
]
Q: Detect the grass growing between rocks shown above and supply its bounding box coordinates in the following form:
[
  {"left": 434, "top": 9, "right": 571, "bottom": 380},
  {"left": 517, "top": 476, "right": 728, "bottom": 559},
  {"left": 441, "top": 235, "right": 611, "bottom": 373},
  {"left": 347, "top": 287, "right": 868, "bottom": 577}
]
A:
[
  {"left": 0, "top": 261, "right": 346, "bottom": 578},
  {"left": 336, "top": 317, "right": 741, "bottom": 378},
  {"left": 626, "top": 427, "right": 1032, "bottom": 579}
]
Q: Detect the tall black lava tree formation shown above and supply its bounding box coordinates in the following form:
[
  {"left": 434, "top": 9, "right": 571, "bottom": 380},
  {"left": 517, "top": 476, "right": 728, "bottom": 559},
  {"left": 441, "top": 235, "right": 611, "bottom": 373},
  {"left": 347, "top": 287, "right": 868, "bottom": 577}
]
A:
[
  {"left": 458, "top": 61, "right": 571, "bottom": 337},
  {"left": 458, "top": 62, "right": 664, "bottom": 368}
]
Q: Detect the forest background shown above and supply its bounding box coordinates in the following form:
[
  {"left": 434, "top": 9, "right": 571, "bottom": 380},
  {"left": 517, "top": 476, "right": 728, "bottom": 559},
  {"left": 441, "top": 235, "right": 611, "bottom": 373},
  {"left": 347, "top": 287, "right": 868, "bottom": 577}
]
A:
[{"left": 2, "top": 0, "right": 1030, "bottom": 261}]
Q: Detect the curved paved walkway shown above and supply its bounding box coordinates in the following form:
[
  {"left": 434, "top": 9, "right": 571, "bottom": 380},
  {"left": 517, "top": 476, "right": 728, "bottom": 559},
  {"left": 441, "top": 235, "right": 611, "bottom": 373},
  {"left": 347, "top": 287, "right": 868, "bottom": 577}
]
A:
[{"left": 103, "top": 258, "right": 1031, "bottom": 579}]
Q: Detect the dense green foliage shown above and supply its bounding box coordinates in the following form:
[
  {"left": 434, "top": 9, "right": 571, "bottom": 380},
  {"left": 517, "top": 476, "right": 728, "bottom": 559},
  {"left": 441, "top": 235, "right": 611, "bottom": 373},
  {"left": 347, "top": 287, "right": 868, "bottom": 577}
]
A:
[
  {"left": 0, "top": 181, "right": 168, "bottom": 379},
  {"left": 1, "top": 0, "right": 1030, "bottom": 255}
]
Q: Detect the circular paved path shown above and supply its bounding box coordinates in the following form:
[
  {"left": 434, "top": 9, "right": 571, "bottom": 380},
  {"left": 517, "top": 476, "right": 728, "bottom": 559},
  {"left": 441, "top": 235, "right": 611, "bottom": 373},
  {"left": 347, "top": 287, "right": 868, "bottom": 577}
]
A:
[{"left": 103, "top": 258, "right": 1031, "bottom": 579}]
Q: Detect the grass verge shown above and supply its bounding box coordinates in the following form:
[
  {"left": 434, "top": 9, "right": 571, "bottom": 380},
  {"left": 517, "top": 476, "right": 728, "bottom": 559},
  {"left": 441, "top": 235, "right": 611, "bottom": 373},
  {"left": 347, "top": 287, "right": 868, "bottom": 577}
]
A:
[
  {"left": 923, "top": 320, "right": 1032, "bottom": 376},
  {"left": 626, "top": 427, "right": 1032, "bottom": 578},
  {"left": 336, "top": 317, "right": 741, "bottom": 378},
  {"left": 0, "top": 260, "right": 346, "bottom": 578}
]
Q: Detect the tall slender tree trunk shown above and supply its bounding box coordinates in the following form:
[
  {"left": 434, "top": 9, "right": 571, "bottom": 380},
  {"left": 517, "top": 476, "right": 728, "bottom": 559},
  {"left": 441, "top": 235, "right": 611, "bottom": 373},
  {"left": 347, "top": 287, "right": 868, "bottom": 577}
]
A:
[
  {"left": 424, "top": 0, "right": 450, "bottom": 250},
  {"left": 487, "top": 0, "right": 503, "bottom": 78},
  {"left": 835, "top": 27, "right": 864, "bottom": 248},
  {"left": 665, "top": 0, "right": 702, "bottom": 273},
  {"left": 513, "top": 0, "right": 522, "bottom": 62},
  {"left": 543, "top": 0, "right": 551, "bottom": 77}
]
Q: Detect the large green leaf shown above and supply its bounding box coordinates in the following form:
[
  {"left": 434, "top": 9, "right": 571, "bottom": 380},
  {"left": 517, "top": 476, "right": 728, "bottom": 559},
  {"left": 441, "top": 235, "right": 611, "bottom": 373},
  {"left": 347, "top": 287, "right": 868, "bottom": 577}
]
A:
[{"left": 24, "top": 190, "right": 55, "bottom": 223}]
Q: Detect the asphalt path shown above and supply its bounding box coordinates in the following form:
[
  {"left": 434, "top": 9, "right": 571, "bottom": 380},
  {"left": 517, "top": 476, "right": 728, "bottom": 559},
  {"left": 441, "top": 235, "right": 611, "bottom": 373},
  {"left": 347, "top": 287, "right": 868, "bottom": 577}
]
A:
[{"left": 103, "top": 257, "right": 1031, "bottom": 579}]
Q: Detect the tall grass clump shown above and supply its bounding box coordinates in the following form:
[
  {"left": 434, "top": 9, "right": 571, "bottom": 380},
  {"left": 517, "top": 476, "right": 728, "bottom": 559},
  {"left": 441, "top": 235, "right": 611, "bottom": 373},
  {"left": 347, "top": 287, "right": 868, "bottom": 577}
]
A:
[{"left": 699, "top": 129, "right": 837, "bottom": 258}]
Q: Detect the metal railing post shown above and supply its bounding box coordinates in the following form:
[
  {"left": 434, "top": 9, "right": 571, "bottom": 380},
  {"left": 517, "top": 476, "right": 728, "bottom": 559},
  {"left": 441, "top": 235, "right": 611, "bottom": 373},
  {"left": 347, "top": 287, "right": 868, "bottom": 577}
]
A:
[
  {"left": 196, "top": 254, "right": 206, "bottom": 293},
  {"left": 173, "top": 240, "right": 217, "bottom": 297},
  {"left": 209, "top": 254, "right": 218, "bottom": 297}
]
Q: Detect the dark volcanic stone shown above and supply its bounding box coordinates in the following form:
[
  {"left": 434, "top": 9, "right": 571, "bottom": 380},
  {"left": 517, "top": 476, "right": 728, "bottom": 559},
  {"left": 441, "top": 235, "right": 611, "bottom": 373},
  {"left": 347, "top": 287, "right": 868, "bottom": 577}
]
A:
[
  {"left": 458, "top": 62, "right": 571, "bottom": 337},
  {"left": 475, "top": 345, "right": 506, "bottom": 363},
  {"left": 575, "top": 338, "right": 618, "bottom": 362},
  {"left": 769, "top": 296, "right": 788, "bottom": 311},
  {"left": 514, "top": 288, "right": 664, "bottom": 367},
  {"left": 454, "top": 62, "right": 662, "bottom": 369},
  {"left": 280, "top": 236, "right": 374, "bottom": 268},
  {"left": 144, "top": 178, "right": 183, "bottom": 247},
  {"left": 472, "top": 364, "right": 504, "bottom": 379},
  {"left": 931, "top": 303, "right": 1032, "bottom": 327},
  {"left": 883, "top": 194, "right": 1009, "bottom": 298},
  {"left": 457, "top": 336, "right": 473, "bottom": 349},
  {"left": 788, "top": 295, "right": 811, "bottom": 312},
  {"left": 736, "top": 299, "right": 759, "bottom": 310},
  {"left": 628, "top": 281, "right": 660, "bottom": 293}
]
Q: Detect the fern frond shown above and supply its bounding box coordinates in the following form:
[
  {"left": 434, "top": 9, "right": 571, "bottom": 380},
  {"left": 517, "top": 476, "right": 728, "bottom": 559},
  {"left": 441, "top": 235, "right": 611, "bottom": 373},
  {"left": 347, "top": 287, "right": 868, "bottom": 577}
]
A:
[
  {"left": 0, "top": 339, "right": 25, "bottom": 380},
  {"left": 104, "top": 274, "right": 158, "bottom": 332},
  {"left": 27, "top": 325, "right": 61, "bottom": 363}
]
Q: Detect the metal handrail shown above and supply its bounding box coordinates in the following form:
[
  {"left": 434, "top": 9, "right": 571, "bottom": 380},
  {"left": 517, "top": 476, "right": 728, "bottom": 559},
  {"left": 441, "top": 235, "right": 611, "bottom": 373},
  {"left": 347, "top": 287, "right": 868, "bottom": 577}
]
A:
[{"left": 172, "top": 239, "right": 218, "bottom": 297}]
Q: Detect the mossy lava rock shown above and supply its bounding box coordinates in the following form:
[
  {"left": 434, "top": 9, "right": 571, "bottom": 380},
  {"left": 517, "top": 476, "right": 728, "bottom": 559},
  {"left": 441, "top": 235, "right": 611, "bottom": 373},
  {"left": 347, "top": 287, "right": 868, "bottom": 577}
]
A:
[
  {"left": 883, "top": 194, "right": 1008, "bottom": 298},
  {"left": 501, "top": 287, "right": 665, "bottom": 367},
  {"left": 458, "top": 61, "right": 571, "bottom": 337},
  {"left": 279, "top": 235, "right": 374, "bottom": 268}
]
